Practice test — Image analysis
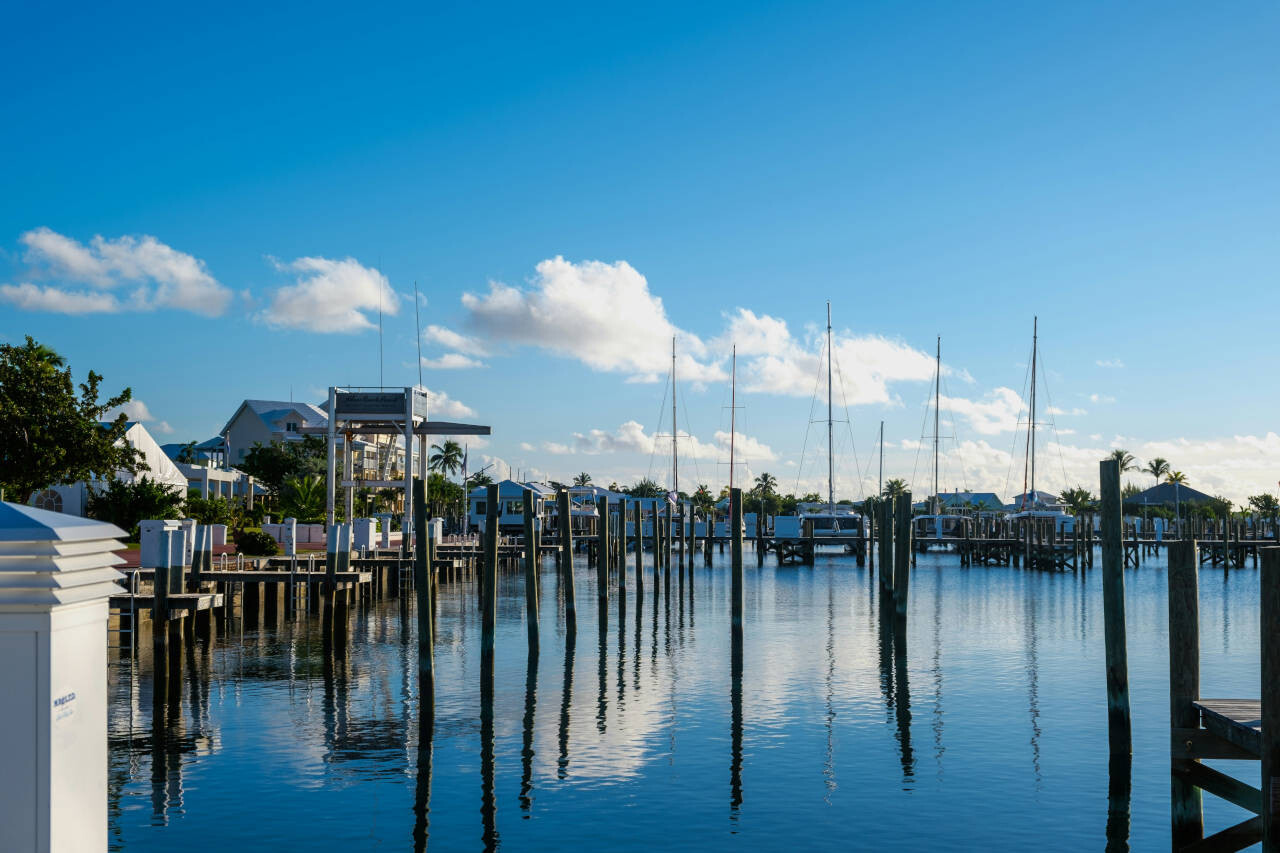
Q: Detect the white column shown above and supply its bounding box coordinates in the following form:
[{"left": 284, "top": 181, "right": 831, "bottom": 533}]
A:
[{"left": 0, "top": 502, "right": 126, "bottom": 853}]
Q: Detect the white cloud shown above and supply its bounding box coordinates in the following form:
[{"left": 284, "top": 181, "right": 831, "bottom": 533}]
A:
[
  {"left": 423, "top": 324, "right": 488, "bottom": 357},
  {"left": 105, "top": 398, "right": 174, "bottom": 434},
  {"left": 1046, "top": 406, "right": 1087, "bottom": 416},
  {"left": 420, "top": 353, "right": 486, "bottom": 369},
  {"left": 718, "top": 307, "right": 942, "bottom": 404},
  {"left": 520, "top": 442, "right": 535, "bottom": 452},
  {"left": 1, "top": 227, "right": 231, "bottom": 316},
  {"left": 1096, "top": 359, "right": 1125, "bottom": 369},
  {"left": 0, "top": 283, "right": 120, "bottom": 313},
  {"left": 460, "top": 256, "right": 723, "bottom": 383},
  {"left": 260, "top": 256, "right": 397, "bottom": 333},
  {"left": 415, "top": 385, "right": 475, "bottom": 419},
  {"left": 939, "top": 388, "right": 1025, "bottom": 435},
  {"left": 554, "top": 420, "right": 776, "bottom": 462},
  {"left": 1089, "top": 393, "right": 1116, "bottom": 404}
]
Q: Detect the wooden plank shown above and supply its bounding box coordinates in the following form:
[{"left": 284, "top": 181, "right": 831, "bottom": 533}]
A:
[
  {"left": 1196, "top": 700, "right": 1263, "bottom": 757},
  {"left": 1182, "top": 816, "right": 1263, "bottom": 853},
  {"left": 1262, "top": 546, "right": 1280, "bottom": 850},
  {"left": 1169, "top": 538, "right": 1205, "bottom": 843},
  {"left": 1173, "top": 728, "right": 1260, "bottom": 761},
  {"left": 1178, "top": 762, "right": 1262, "bottom": 814}
]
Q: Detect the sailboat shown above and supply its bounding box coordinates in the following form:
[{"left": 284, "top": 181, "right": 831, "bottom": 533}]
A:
[
  {"left": 776, "top": 303, "right": 865, "bottom": 546},
  {"left": 912, "top": 336, "right": 971, "bottom": 548},
  {"left": 1007, "top": 317, "right": 1073, "bottom": 531}
]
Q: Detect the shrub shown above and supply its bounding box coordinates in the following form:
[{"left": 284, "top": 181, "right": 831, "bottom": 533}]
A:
[{"left": 235, "top": 529, "right": 279, "bottom": 556}]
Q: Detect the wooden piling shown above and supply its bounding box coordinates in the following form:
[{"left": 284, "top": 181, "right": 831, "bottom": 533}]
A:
[
  {"left": 523, "top": 488, "right": 539, "bottom": 651},
  {"left": 413, "top": 479, "right": 435, "bottom": 692},
  {"left": 731, "top": 487, "right": 744, "bottom": 644},
  {"left": 893, "top": 491, "right": 912, "bottom": 617},
  {"left": 1168, "top": 539, "right": 1203, "bottom": 844},
  {"left": 558, "top": 489, "right": 577, "bottom": 633},
  {"left": 1100, "top": 458, "right": 1132, "bottom": 755},
  {"left": 879, "top": 498, "right": 894, "bottom": 593},
  {"left": 618, "top": 498, "right": 628, "bottom": 603},
  {"left": 482, "top": 484, "right": 499, "bottom": 655},
  {"left": 1262, "top": 547, "right": 1280, "bottom": 850},
  {"left": 597, "top": 496, "right": 609, "bottom": 605},
  {"left": 633, "top": 500, "right": 644, "bottom": 598}
]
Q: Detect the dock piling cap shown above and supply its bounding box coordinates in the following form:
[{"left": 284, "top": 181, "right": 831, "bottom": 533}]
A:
[{"left": 0, "top": 501, "right": 126, "bottom": 608}]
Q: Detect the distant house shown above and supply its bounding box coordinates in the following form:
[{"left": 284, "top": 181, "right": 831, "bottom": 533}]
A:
[
  {"left": 1126, "top": 482, "right": 1215, "bottom": 507},
  {"left": 467, "top": 481, "right": 558, "bottom": 533},
  {"left": 29, "top": 421, "right": 189, "bottom": 516},
  {"left": 219, "top": 399, "right": 331, "bottom": 464},
  {"left": 936, "top": 491, "right": 1005, "bottom": 511},
  {"left": 1003, "top": 490, "right": 1066, "bottom": 512}
]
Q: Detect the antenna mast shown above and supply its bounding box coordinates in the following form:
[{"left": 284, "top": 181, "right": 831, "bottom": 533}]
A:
[
  {"left": 1030, "top": 316, "right": 1038, "bottom": 504},
  {"left": 878, "top": 420, "right": 884, "bottom": 498},
  {"left": 934, "top": 335, "right": 941, "bottom": 514},
  {"left": 729, "top": 346, "right": 737, "bottom": 497},
  {"left": 672, "top": 336, "right": 678, "bottom": 497},
  {"left": 826, "top": 302, "right": 834, "bottom": 512}
]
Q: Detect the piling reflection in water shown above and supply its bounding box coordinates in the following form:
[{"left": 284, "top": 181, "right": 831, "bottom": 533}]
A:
[
  {"left": 730, "top": 632, "right": 744, "bottom": 819},
  {"left": 520, "top": 649, "right": 538, "bottom": 814},
  {"left": 558, "top": 629, "right": 576, "bottom": 780},
  {"left": 480, "top": 647, "right": 498, "bottom": 851},
  {"left": 1105, "top": 753, "right": 1132, "bottom": 852},
  {"left": 412, "top": 694, "right": 434, "bottom": 852}
]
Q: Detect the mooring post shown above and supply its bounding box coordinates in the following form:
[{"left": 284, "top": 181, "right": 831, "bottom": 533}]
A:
[
  {"left": 1262, "top": 547, "right": 1280, "bottom": 851},
  {"left": 894, "top": 491, "right": 912, "bottom": 617},
  {"left": 731, "top": 487, "right": 744, "bottom": 644},
  {"left": 1167, "top": 539, "right": 1203, "bottom": 845},
  {"left": 558, "top": 488, "right": 577, "bottom": 633},
  {"left": 618, "top": 498, "right": 628, "bottom": 604},
  {"left": 704, "top": 510, "right": 713, "bottom": 567},
  {"left": 482, "top": 484, "right": 499, "bottom": 657},
  {"left": 1100, "top": 458, "right": 1132, "bottom": 755},
  {"left": 633, "top": 500, "right": 644, "bottom": 599},
  {"left": 880, "top": 498, "right": 894, "bottom": 593},
  {"left": 596, "top": 496, "right": 609, "bottom": 605},
  {"left": 523, "top": 489, "right": 539, "bottom": 651},
  {"left": 650, "top": 504, "right": 661, "bottom": 593},
  {"left": 414, "top": 479, "right": 435, "bottom": 694}
]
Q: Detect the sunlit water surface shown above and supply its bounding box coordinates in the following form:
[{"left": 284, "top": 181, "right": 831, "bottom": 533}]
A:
[{"left": 108, "top": 548, "right": 1264, "bottom": 851}]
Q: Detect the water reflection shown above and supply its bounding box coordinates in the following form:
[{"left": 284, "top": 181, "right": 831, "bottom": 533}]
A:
[
  {"left": 730, "top": 635, "right": 744, "bottom": 819},
  {"left": 1105, "top": 753, "right": 1132, "bottom": 852},
  {"left": 412, "top": 697, "right": 433, "bottom": 851},
  {"left": 480, "top": 647, "right": 498, "bottom": 850},
  {"left": 558, "top": 630, "right": 576, "bottom": 780}
]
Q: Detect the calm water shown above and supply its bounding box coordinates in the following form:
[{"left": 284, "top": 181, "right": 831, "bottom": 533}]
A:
[{"left": 107, "top": 548, "right": 1264, "bottom": 851}]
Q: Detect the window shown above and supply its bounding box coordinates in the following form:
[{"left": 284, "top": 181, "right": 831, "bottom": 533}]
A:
[
  {"left": 33, "top": 489, "right": 63, "bottom": 513},
  {"left": 475, "top": 501, "right": 486, "bottom": 516},
  {"left": 285, "top": 422, "right": 298, "bottom": 432}
]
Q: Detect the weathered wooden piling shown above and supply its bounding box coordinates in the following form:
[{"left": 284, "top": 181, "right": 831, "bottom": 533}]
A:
[
  {"left": 879, "top": 498, "right": 894, "bottom": 593},
  {"left": 633, "top": 501, "right": 644, "bottom": 598},
  {"left": 1263, "top": 547, "right": 1280, "bottom": 851},
  {"left": 731, "top": 487, "right": 744, "bottom": 644},
  {"left": 1168, "top": 539, "right": 1202, "bottom": 844},
  {"left": 482, "top": 484, "right": 499, "bottom": 655},
  {"left": 893, "top": 492, "right": 912, "bottom": 616},
  {"left": 597, "top": 496, "right": 609, "bottom": 605},
  {"left": 413, "top": 479, "right": 435, "bottom": 693},
  {"left": 523, "top": 488, "right": 539, "bottom": 651},
  {"left": 558, "top": 489, "right": 577, "bottom": 633},
  {"left": 618, "top": 498, "right": 628, "bottom": 603},
  {"left": 1099, "top": 458, "right": 1132, "bottom": 755}
]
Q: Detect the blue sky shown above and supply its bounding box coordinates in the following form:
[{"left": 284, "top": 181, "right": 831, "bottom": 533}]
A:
[{"left": 3, "top": 1, "right": 1278, "bottom": 501}]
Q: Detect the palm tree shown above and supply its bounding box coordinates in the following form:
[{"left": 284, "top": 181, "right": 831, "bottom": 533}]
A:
[
  {"left": 1109, "top": 448, "right": 1137, "bottom": 473},
  {"left": 753, "top": 472, "right": 777, "bottom": 497},
  {"left": 1166, "top": 471, "right": 1188, "bottom": 485},
  {"left": 573, "top": 472, "right": 592, "bottom": 487},
  {"left": 280, "top": 474, "right": 325, "bottom": 522},
  {"left": 1059, "top": 486, "right": 1095, "bottom": 516},
  {"left": 693, "top": 484, "right": 714, "bottom": 515},
  {"left": 627, "top": 478, "right": 663, "bottom": 498},
  {"left": 1166, "top": 470, "right": 1188, "bottom": 534},
  {"left": 882, "top": 478, "right": 908, "bottom": 499},
  {"left": 429, "top": 440, "right": 464, "bottom": 477},
  {"left": 1144, "top": 457, "right": 1170, "bottom": 489}
]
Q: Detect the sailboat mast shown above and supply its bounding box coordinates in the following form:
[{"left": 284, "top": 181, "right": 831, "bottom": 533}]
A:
[
  {"left": 729, "top": 346, "right": 737, "bottom": 497},
  {"left": 827, "top": 302, "right": 834, "bottom": 512},
  {"left": 672, "top": 336, "right": 678, "bottom": 497},
  {"left": 878, "top": 420, "right": 884, "bottom": 497},
  {"left": 934, "top": 335, "right": 941, "bottom": 514},
  {"left": 1030, "top": 316, "right": 1038, "bottom": 504}
]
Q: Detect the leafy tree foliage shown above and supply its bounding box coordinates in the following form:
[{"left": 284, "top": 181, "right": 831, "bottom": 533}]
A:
[
  {"left": 627, "top": 478, "right": 663, "bottom": 498},
  {"left": 175, "top": 441, "right": 199, "bottom": 464},
  {"left": 86, "top": 476, "right": 184, "bottom": 540},
  {"left": 185, "top": 494, "right": 233, "bottom": 525},
  {"left": 429, "top": 439, "right": 464, "bottom": 476},
  {"left": 1059, "top": 486, "right": 1096, "bottom": 515},
  {"left": 573, "top": 472, "right": 593, "bottom": 486},
  {"left": 279, "top": 474, "right": 325, "bottom": 522},
  {"left": 239, "top": 436, "right": 326, "bottom": 496},
  {"left": 0, "top": 336, "right": 143, "bottom": 500},
  {"left": 1144, "top": 457, "right": 1170, "bottom": 487}
]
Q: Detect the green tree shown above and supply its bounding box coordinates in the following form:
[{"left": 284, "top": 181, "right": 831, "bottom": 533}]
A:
[
  {"left": 429, "top": 439, "right": 464, "bottom": 477},
  {"left": 175, "top": 441, "right": 199, "bottom": 464},
  {"left": 753, "top": 472, "right": 778, "bottom": 497},
  {"left": 184, "top": 494, "right": 233, "bottom": 525},
  {"left": 1122, "top": 482, "right": 1142, "bottom": 500},
  {"left": 1109, "top": 449, "right": 1138, "bottom": 473},
  {"left": 0, "top": 336, "right": 144, "bottom": 501},
  {"left": 1059, "top": 486, "right": 1096, "bottom": 515},
  {"left": 573, "top": 472, "right": 593, "bottom": 487},
  {"left": 627, "top": 478, "right": 663, "bottom": 498},
  {"left": 1166, "top": 471, "right": 1188, "bottom": 485},
  {"left": 85, "top": 476, "right": 185, "bottom": 540},
  {"left": 240, "top": 435, "right": 326, "bottom": 496},
  {"left": 1144, "top": 457, "right": 1170, "bottom": 488},
  {"left": 1248, "top": 493, "right": 1279, "bottom": 530},
  {"left": 881, "top": 478, "right": 908, "bottom": 499},
  {"left": 692, "top": 484, "right": 715, "bottom": 514},
  {"left": 469, "top": 471, "right": 494, "bottom": 488},
  {"left": 279, "top": 474, "right": 325, "bottom": 522}
]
